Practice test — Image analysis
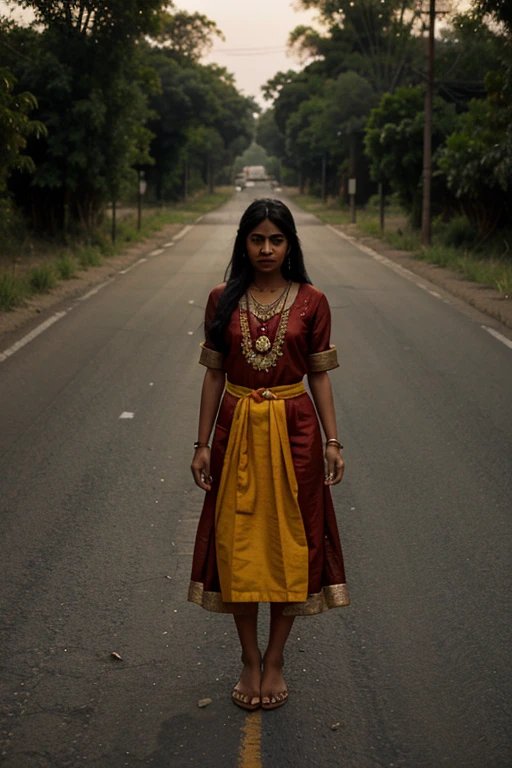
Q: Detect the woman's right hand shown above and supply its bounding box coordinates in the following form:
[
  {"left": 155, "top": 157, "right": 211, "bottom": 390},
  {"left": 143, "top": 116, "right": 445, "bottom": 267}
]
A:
[{"left": 191, "top": 447, "right": 212, "bottom": 491}]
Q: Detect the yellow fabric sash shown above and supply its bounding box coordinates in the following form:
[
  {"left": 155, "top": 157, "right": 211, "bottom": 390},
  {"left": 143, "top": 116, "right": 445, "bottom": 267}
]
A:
[{"left": 215, "top": 380, "right": 309, "bottom": 603}]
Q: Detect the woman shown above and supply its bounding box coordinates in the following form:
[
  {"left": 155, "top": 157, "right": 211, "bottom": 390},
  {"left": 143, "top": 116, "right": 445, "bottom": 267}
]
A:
[{"left": 189, "top": 198, "right": 349, "bottom": 712}]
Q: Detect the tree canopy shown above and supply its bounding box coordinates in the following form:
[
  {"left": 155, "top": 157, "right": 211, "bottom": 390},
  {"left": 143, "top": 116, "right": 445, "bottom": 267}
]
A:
[
  {"left": 0, "top": 2, "right": 255, "bottom": 236},
  {"left": 257, "top": 0, "right": 510, "bottom": 231}
]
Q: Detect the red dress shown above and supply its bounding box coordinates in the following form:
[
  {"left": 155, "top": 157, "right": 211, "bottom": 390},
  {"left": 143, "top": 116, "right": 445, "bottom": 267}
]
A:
[{"left": 188, "top": 282, "right": 349, "bottom": 615}]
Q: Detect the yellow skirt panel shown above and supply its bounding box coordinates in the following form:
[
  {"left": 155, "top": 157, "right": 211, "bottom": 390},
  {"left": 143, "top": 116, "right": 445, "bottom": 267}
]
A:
[{"left": 215, "top": 381, "right": 309, "bottom": 603}]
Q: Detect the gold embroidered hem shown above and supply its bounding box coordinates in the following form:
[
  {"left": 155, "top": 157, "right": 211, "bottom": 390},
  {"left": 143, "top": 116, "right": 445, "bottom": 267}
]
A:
[
  {"left": 215, "top": 380, "right": 309, "bottom": 603},
  {"left": 283, "top": 583, "right": 350, "bottom": 615},
  {"left": 199, "top": 342, "right": 224, "bottom": 370},
  {"left": 308, "top": 345, "right": 339, "bottom": 372},
  {"left": 188, "top": 580, "right": 350, "bottom": 616}
]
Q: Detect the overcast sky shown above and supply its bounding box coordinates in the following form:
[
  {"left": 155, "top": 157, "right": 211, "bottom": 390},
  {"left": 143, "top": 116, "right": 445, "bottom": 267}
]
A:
[
  {"left": 0, "top": 0, "right": 316, "bottom": 105},
  {"left": 177, "top": 0, "right": 317, "bottom": 106},
  {"left": 1, "top": 1, "right": 470, "bottom": 106}
]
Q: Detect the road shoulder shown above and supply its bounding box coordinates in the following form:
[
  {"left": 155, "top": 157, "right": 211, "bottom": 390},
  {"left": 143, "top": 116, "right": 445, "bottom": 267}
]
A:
[
  {"left": 0, "top": 222, "right": 188, "bottom": 352},
  {"left": 331, "top": 223, "right": 512, "bottom": 331}
]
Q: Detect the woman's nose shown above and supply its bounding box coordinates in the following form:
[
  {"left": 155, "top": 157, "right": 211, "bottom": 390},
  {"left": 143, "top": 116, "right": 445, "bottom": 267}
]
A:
[{"left": 261, "top": 239, "right": 273, "bottom": 254}]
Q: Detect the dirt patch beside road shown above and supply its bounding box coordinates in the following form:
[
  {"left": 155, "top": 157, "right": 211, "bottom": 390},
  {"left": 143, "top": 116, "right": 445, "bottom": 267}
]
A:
[
  {"left": 0, "top": 222, "right": 185, "bottom": 350},
  {"left": 333, "top": 223, "right": 512, "bottom": 332}
]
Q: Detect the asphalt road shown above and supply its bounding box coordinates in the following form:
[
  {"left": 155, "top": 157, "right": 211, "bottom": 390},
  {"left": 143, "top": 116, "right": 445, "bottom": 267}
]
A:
[{"left": 1, "top": 187, "right": 511, "bottom": 768}]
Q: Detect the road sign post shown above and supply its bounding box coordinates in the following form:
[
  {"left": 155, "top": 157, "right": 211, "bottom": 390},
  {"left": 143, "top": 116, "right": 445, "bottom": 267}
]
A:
[{"left": 349, "top": 178, "right": 356, "bottom": 224}]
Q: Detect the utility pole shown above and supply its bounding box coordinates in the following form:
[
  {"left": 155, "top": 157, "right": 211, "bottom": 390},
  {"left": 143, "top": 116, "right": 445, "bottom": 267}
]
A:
[{"left": 421, "top": 0, "right": 436, "bottom": 247}]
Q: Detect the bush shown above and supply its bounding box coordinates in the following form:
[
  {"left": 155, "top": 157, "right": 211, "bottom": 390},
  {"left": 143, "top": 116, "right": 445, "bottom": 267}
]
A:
[
  {"left": 0, "top": 271, "right": 27, "bottom": 311},
  {"left": 90, "top": 231, "right": 116, "bottom": 257},
  {"left": 78, "top": 246, "right": 103, "bottom": 268},
  {"left": 437, "top": 216, "right": 478, "bottom": 249},
  {"left": 29, "top": 264, "right": 57, "bottom": 292},
  {"left": 55, "top": 256, "right": 77, "bottom": 279}
]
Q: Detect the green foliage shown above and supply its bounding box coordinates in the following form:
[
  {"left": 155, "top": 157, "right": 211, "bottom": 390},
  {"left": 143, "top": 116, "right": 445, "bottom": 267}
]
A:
[
  {"left": 435, "top": 216, "right": 479, "bottom": 249},
  {"left": 364, "top": 86, "right": 457, "bottom": 225},
  {"left": 416, "top": 245, "right": 512, "bottom": 295},
  {"left": 29, "top": 263, "right": 57, "bottom": 292},
  {"left": 292, "top": 1, "right": 424, "bottom": 93},
  {"left": 256, "top": 110, "right": 286, "bottom": 159},
  {"left": 2, "top": 1, "right": 251, "bottom": 237},
  {"left": 144, "top": 44, "right": 255, "bottom": 200},
  {"left": 78, "top": 246, "right": 103, "bottom": 269},
  {"left": 437, "top": 76, "right": 512, "bottom": 235},
  {"left": 0, "top": 63, "right": 47, "bottom": 235},
  {"left": 151, "top": 10, "right": 224, "bottom": 63},
  {"left": 0, "top": 271, "right": 28, "bottom": 311},
  {"left": 55, "top": 255, "right": 77, "bottom": 279}
]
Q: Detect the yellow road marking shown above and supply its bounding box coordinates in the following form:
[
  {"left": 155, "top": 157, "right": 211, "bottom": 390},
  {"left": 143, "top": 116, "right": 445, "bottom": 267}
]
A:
[{"left": 238, "top": 710, "right": 262, "bottom": 768}]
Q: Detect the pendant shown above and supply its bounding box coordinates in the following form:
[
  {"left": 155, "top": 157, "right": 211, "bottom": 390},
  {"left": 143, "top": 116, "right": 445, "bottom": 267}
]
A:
[{"left": 255, "top": 335, "right": 271, "bottom": 353}]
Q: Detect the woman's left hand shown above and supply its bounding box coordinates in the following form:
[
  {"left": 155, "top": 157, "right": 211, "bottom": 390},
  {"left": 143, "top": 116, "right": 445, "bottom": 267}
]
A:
[{"left": 324, "top": 445, "right": 344, "bottom": 486}]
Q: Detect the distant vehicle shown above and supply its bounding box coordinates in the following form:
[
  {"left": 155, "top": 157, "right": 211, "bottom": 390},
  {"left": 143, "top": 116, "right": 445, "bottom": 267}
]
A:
[
  {"left": 234, "top": 165, "right": 269, "bottom": 188},
  {"left": 246, "top": 165, "right": 266, "bottom": 181}
]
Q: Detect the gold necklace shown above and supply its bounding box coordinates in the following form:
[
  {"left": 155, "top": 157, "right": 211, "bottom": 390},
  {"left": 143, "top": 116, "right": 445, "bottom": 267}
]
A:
[
  {"left": 248, "top": 282, "right": 291, "bottom": 322},
  {"left": 240, "top": 284, "right": 291, "bottom": 372},
  {"left": 251, "top": 282, "right": 287, "bottom": 293}
]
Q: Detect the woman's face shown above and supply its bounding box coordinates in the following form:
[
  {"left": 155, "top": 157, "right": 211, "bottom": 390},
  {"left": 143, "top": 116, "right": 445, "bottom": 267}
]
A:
[{"left": 246, "top": 218, "right": 288, "bottom": 277}]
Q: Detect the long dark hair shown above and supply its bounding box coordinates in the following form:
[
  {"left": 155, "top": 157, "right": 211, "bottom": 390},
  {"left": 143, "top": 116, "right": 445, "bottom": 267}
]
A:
[{"left": 209, "top": 198, "right": 312, "bottom": 350}]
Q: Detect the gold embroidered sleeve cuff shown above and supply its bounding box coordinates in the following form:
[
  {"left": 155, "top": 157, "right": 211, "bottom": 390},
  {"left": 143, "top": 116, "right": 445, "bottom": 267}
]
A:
[
  {"left": 199, "top": 342, "right": 224, "bottom": 370},
  {"left": 308, "top": 345, "right": 339, "bottom": 372}
]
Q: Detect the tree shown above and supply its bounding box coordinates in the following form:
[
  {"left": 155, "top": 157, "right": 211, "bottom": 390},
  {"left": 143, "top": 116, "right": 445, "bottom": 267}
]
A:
[
  {"left": 364, "top": 85, "right": 457, "bottom": 224},
  {"left": 0, "top": 67, "right": 46, "bottom": 191},
  {"left": 291, "top": 0, "right": 424, "bottom": 93},
  {"left": 0, "top": 65, "right": 47, "bottom": 235},
  {"left": 150, "top": 9, "right": 224, "bottom": 63},
  {"left": 4, "top": 1, "right": 164, "bottom": 232},
  {"left": 256, "top": 109, "right": 286, "bottom": 160},
  {"left": 437, "top": 73, "right": 512, "bottom": 235}
]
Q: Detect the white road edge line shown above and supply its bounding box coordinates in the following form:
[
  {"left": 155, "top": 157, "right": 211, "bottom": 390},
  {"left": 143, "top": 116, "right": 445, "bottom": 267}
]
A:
[
  {"left": 0, "top": 311, "right": 67, "bottom": 363},
  {"left": 0, "top": 228, "right": 184, "bottom": 363},
  {"left": 149, "top": 248, "right": 164, "bottom": 256},
  {"left": 119, "top": 257, "right": 148, "bottom": 275},
  {"left": 173, "top": 225, "right": 193, "bottom": 241},
  {"left": 327, "top": 225, "right": 512, "bottom": 351},
  {"left": 482, "top": 326, "right": 512, "bottom": 350},
  {"left": 78, "top": 278, "right": 115, "bottom": 301},
  {"left": 163, "top": 242, "right": 175, "bottom": 248},
  {"left": 326, "top": 224, "right": 439, "bottom": 295}
]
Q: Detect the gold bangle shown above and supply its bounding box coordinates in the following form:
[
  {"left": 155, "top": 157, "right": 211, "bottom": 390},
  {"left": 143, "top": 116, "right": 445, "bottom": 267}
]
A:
[
  {"left": 194, "top": 441, "right": 210, "bottom": 450},
  {"left": 325, "top": 438, "right": 343, "bottom": 450}
]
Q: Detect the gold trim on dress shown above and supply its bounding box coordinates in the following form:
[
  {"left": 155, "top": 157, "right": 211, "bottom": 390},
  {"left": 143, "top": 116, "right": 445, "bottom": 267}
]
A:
[
  {"left": 308, "top": 345, "right": 339, "bottom": 373},
  {"left": 283, "top": 583, "right": 350, "bottom": 615},
  {"left": 188, "top": 580, "right": 350, "bottom": 616},
  {"left": 199, "top": 341, "right": 224, "bottom": 370}
]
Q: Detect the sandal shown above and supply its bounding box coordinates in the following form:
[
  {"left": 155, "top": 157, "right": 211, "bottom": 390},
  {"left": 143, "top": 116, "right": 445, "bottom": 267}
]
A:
[
  {"left": 231, "top": 683, "right": 261, "bottom": 711},
  {"left": 261, "top": 690, "right": 288, "bottom": 710}
]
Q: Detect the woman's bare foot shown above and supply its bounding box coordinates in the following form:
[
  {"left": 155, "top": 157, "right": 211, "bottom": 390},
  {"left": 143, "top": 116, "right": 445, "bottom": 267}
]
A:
[
  {"left": 261, "top": 654, "right": 288, "bottom": 709},
  {"left": 232, "top": 652, "right": 262, "bottom": 710}
]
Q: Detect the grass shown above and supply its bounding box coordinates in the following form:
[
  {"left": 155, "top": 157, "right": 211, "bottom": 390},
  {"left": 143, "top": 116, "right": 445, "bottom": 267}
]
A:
[
  {"left": 291, "top": 193, "right": 512, "bottom": 297},
  {"left": 0, "top": 188, "right": 232, "bottom": 313},
  {"left": 414, "top": 246, "right": 512, "bottom": 296},
  {"left": 55, "top": 255, "right": 77, "bottom": 280},
  {"left": 78, "top": 245, "right": 103, "bottom": 269},
  {"left": 0, "top": 272, "right": 28, "bottom": 311},
  {"left": 29, "top": 264, "right": 58, "bottom": 293}
]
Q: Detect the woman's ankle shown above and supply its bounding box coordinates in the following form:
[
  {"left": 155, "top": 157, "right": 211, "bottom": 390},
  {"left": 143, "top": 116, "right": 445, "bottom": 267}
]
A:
[
  {"left": 262, "top": 651, "right": 284, "bottom": 668},
  {"left": 241, "top": 650, "right": 262, "bottom": 667}
]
